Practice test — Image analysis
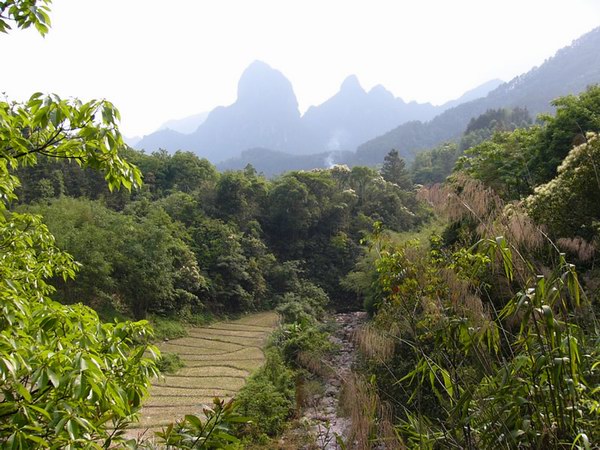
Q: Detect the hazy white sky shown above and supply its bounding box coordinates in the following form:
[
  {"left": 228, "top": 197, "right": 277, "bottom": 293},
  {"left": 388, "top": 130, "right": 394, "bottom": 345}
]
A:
[{"left": 2, "top": 0, "right": 599, "bottom": 137}]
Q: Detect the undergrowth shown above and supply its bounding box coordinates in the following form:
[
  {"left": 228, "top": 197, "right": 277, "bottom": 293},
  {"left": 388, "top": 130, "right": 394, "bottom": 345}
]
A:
[{"left": 156, "top": 352, "right": 185, "bottom": 374}]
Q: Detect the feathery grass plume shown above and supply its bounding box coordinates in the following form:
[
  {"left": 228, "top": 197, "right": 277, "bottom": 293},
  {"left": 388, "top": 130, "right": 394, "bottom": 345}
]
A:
[
  {"left": 339, "top": 374, "right": 379, "bottom": 450},
  {"left": 355, "top": 324, "right": 395, "bottom": 362},
  {"left": 378, "top": 402, "right": 406, "bottom": 450},
  {"left": 418, "top": 174, "right": 504, "bottom": 234},
  {"left": 501, "top": 204, "right": 544, "bottom": 251},
  {"left": 439, "top": 267, "right": 470, "bottom": 306},
  {"left": 416, "top": 183, "right": 448, "bottom": 213},
  {"left": 297, "top": 350, "right": 333, "bottom": 378},
  {"left": 557, "top": 236, "right": 597, "bottom": 262}
]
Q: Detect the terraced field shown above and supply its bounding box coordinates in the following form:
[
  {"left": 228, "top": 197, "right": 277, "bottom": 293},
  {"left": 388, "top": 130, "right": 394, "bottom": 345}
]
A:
[{"left": 129, "top": 311, "right": 279, "bottom": 436}]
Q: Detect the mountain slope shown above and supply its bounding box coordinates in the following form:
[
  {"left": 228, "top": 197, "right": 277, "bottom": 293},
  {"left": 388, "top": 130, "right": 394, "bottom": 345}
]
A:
[
  {"left": 159, "top": 112, "right": 209, "bottom": 134},
  {"left": 355, "top": 27, "right": 600, "bottom": 165},
  {"left": 301, "top": 75, "right": 440, "bottom": 152},
  {"left": 135, "top": 63, "right": 500, "bottom": 162},
  {"left": 137, "top": 61, "right": 311, "bottom": 161},
  {"left": 441, "top": 78, "right": 503, "bottom": 110}
]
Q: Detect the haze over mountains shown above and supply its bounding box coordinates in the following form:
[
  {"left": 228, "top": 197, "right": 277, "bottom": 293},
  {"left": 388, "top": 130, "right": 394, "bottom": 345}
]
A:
[
  {"left": 134, "top": 26, "right": 600, "bottom": 174},
  {"left": 134, "top": 62, "right": 502, "bottom": 162},
  {"left": 355, "top": 26, "right": 600, "bottom": 165}
]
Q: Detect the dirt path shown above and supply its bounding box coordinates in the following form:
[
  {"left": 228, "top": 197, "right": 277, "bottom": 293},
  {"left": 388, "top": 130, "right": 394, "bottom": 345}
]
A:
[{"left": 128, "top": 311, "right": 279, "bottom": 438}]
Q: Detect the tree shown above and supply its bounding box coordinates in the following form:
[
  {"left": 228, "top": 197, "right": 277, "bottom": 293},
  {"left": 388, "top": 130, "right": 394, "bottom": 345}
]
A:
[
  {"left": 0, "top": 4, "right": 159, "bottom": 447},
  {"left": 529, "top": 86, "right": 600, "bottom": 185},
  {"left": 412, "top": 142, "right": 461, "bottom": 185},
  {"left": 526, "top": 132, "right": 600, "bottom": 241},
  {"left": 455, "top": 127, "right": 539, "bottom": 200},
  {"left": 380, "top": 149, "right": 412, "bottom": 189},
  {"left": 0, "top": 0, "right": 51, "bottom": 35}
]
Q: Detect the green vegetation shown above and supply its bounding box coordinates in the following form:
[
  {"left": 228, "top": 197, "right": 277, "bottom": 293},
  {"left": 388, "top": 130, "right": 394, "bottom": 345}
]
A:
[
  {"left": 0, "top": 3, "right": 158, "bottom": 447},
  {"left": 411, "top": 107, "right": 532, "bottom": 185},
  {"left": 236, "top": 349, "right": 295, "bottom": 437},
  {"left": 235, "top": 292, "right": 334, "bottom": 446},
  {"left": 156, "top": 353, "right": 186, "bottom": 374},
  {"left": 3, "top": 2, "right": 600, "bottom": 448},
  {"left": 155, "top": 398, "right": 249, "bottom": 449},
  {"left": 18, "top": 149, "right": 425, "bottom": 316},
  {"left": 342, "top": 85, "right": 600, "bottom": 448}
]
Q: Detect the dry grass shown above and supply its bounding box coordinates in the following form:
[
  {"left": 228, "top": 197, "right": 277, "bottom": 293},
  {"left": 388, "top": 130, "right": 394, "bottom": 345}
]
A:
[
  {"left": 135, "top": 404, "right": 228, "bottom": 429},
  {"left": 129, "top": 312, "right": 278, "bottom": 436},
  {"left": 160, "top": 337, "right": 239, "bottom": 352},
  {"left": 182, "top": 347, "right": 265, "bottom": 361},
  {"left": 184, "top": 359, "right": 264, "bottom": 372},
  {"left": 557, "top": 236, "right": 597, "bottom": 262},
  {"left": 339, "top": 374, "right": 405, "bottom": 450},
  {"left": 355, "top": 324, "right": 395, "bottom": 362},
  {"left": 378, "top": 402, "right": 406, "bottom": 450},
  {"left": 185, "top": 330, "right": 265, "bottom": 346},
  {"left": 339, "top": 373, "right": 378, "bottom": 450},
  {"left": 175, "top": 366, "right": 249, "bottom": 377},
  {"left": 234, "top": 311, "right": 281, "bottom": 328},
  {"left": 142, "top": 395, "right": 214, "bottom": 408},
  {"left": 418, "top": 175, "right": 503, "bottom": 233},
  {"left": 208, "top": 323, "right": 275, "bottom": 332},
  {"left": 297, "top": 351, "right": 334, "bottom": 377},
  {"left": 196, "top": 327, "right": 269, "bottom": 338},
  {"left": 148, "top": 386, "right": 235, "bottom": 398},
  {"left": 153, "top": 376, "right": 246, "bottom": 390}
]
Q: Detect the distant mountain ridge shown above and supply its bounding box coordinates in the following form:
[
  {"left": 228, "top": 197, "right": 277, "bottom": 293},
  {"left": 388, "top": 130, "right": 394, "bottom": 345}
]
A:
[
  {"left": 355, "top": 26, "right": 600, "bottom": 165},
  {"left": 137, "top": 26, "right": 600, "bottom": 172},
  {"left": 303, "top": 75, "right": 434, "bottom": 153},
  {"left": 159, "top": 112, "right": 209, "bottom": 134},
  {"left": 135, "top": 62, "right": 501, "bottom": 162},
  {"left": 136, "top": 61, "right": 310, "bottom": 161}
]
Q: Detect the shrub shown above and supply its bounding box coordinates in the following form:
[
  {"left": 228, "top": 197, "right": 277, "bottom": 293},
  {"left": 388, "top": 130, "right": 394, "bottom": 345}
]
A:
[
  {"left": 149, "top": 315, "right": 188, "bottom": 341},
  {"left": 271, "top": 323, "right": 333, "bottom": 367},
  {"left": 155, "top": 398, "right": 248, "bottom": 449},
  {"left": 156, "top": 352, "right": 185, "bottom": 374},
  {"left": 236, "top": 349, "right": 295, "bottom": 436}
]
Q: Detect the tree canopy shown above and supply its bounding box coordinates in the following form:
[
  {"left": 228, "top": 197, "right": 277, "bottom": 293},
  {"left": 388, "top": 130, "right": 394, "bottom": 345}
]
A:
[{"left": 0, "top": 4, "right": 159, "bottom": 447}]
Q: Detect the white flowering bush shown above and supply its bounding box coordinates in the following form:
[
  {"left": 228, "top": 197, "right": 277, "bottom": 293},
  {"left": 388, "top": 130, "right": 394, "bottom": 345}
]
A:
[{"left": 526, "top": 132, "right": 600, "bottom": 241}]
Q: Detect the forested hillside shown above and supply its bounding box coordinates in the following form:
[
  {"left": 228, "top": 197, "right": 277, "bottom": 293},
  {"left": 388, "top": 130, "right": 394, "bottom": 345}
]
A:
[
  {"left": 16, "top": 147, "right": 423, "bottom": 319},
  {"left": 355, "top": 26, "right": 600, "bottom": 165}
]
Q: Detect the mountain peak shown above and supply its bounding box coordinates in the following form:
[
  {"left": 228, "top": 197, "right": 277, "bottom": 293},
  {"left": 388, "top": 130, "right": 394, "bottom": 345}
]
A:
[
  {"left": 368, "top": 84, "right": 395, "bottom": 101},
  {"left": 237, "top": 60, "right": 299, "bottom": 110},
  {"left": 340, "top": 75, "right": 365, "bottom": 94}
]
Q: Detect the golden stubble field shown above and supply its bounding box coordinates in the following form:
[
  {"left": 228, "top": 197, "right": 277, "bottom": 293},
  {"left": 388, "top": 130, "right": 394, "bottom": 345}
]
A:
[{"left": 129, "top": 311, "right": 279, "bottom": 436}]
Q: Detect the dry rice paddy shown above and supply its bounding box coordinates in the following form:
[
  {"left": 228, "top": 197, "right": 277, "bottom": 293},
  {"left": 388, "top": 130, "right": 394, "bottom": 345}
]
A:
[{"left": 129, "top": 311, "right": 279, "bottom": 435}]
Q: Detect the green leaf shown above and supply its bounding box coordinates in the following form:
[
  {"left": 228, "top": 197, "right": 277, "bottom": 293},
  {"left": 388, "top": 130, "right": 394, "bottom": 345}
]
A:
[
  {"left": 28, "top": 404, "right": 51, "bottom": 421},
  {"left": 47, "top": 368, "right": 60, "bottom": 387},
  {"left": 184, "top": 414, "right": 203, "bottom": 430},
  {"left": 24, "top": 434, "right": 49, "bottom": 446},
  {"left": 15, "top": 382, "right": 32, "bottom": 402}
]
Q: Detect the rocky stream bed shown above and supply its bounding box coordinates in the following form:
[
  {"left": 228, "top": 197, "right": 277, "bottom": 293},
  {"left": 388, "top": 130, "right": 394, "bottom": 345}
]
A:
[{"left": 287, "top": 312, "right": 367, "bottom": 449}]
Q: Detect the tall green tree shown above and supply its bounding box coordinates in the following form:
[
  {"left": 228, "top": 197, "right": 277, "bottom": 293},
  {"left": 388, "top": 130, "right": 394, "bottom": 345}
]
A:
[
  {"left": 0, "top": 4, "right": 159, "bottom": 447},
  {"left": 381, "top": 149, "right": 412, "bottom": 189}
]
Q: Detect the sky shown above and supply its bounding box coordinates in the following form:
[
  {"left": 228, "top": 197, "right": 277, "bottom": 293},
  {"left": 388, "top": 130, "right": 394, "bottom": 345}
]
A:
[{"left": 2, "top": 0, "right": 600, "bottom": 138}]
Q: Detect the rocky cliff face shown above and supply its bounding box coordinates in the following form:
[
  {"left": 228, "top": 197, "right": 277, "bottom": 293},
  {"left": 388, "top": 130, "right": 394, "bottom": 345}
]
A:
[
  {"left": 137, "top": 61, "right": 312, "bottom": 162},
  {"left": 189, "top": 61, "right": 311, "bottom": 162},
  {"left": 135, "top": 60, "right": 502, "bottom": 163}
]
